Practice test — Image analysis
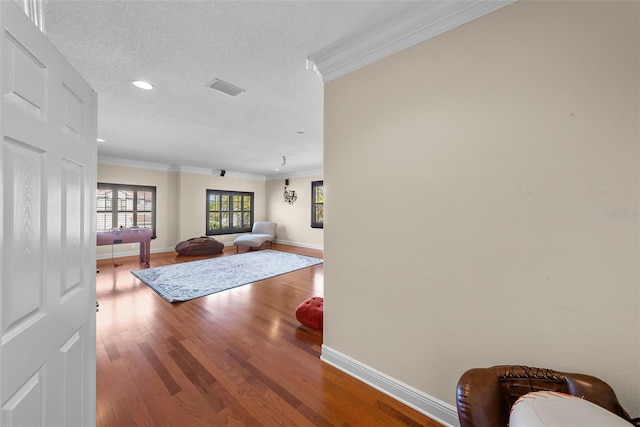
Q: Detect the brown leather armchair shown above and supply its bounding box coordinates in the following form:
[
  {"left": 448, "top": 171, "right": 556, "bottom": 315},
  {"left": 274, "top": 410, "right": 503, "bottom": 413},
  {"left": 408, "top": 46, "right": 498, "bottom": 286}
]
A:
[{"left": 456, "top": 365, "right": 637, "bottom": 427}]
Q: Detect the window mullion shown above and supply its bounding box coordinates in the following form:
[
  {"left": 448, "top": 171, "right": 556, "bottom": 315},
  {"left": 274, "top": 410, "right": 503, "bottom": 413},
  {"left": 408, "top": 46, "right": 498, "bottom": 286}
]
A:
[
  {"left": 132, "top": 191, "right": 138, "bottom": 227},
  {"left": 111, "top": 185, "right": 118, "bottom": 230}
]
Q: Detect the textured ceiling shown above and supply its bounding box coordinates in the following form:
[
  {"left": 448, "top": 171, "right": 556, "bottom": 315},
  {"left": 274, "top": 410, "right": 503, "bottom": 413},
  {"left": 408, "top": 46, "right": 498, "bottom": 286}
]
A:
[{"left": 43, "top": 0, "right": 418, "bottom": 178}]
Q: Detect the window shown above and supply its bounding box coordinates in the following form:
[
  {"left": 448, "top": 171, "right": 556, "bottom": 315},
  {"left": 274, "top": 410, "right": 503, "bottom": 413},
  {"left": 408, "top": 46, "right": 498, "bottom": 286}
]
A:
[
  {"left": 97, "top": 183, "right": 156, "bottom": 237},
  {"left": 206, "top": 189, "right": 254, "bottom": 235},
  {"left": 311, "top": 180, "right": 323, "bottom": 229}
]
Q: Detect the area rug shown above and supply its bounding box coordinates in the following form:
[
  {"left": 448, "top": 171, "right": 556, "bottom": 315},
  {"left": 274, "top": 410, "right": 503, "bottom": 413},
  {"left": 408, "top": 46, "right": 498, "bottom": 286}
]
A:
[{"left": 131, "top": 250, "right": 323, "bottom": 303}]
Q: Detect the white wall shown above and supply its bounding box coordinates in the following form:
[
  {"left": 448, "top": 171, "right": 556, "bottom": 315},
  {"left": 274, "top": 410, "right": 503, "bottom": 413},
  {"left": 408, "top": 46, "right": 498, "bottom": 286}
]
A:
[
  {"left": 324, "top": 0, "right": 639, "bottom": 418},
  {"left": 267, "top": 175, "right": 324, "bottom": 249}
]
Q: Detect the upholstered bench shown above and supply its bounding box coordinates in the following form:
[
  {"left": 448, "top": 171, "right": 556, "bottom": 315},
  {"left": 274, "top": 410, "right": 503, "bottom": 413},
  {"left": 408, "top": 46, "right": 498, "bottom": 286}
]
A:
[
  {"left": 295, "top": 297, "right": 323, "bottom": 331},
  {"left": 233, "top": 221, "right": 277, "bottom": 253},
  {"left": 175, "top": 236, "right": 224, "bottom": 256}
]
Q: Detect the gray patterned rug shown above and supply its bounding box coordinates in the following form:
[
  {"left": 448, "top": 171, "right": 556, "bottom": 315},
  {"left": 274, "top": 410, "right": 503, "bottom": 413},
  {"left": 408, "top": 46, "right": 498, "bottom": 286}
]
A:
[{"left": 131, "top": 250, "right": 323, "bottom": 303}]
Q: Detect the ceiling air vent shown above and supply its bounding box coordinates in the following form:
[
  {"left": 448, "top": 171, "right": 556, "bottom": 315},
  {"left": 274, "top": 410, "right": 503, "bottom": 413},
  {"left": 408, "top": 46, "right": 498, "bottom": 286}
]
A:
[{"left": 208, "top": 78, "right": 244, "bottom": 98}]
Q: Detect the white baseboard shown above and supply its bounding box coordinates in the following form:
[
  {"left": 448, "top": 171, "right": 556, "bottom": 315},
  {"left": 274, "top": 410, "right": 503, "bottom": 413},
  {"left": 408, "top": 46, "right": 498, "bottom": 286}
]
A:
[
  {"left": 96, "top": 240, "right": 322, "bottom": 260},
  {"left": 96, "top": 246, "right": 175, "bottom": 260},
  {"left": 321, "top": 345, "right": 459, "bottom": 427},
  {"left": 273, "top": 239, "right": 323, "bottom": 251}
]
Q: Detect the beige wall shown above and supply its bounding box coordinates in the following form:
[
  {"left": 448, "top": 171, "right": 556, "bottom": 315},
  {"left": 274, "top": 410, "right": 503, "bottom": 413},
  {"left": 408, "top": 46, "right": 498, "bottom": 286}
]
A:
[
  {"left": 267, "top": 175, "right": 324, "bottom": 249},
  {"left": 324, "top": 0, "right": 639, "bottom": 417},
  {"left": 97, "top": 165, "right": 267, "bottom": 254},
  {"left": 97, "top": 163, "right": 179, "bottom": 256},
  {"left": 98, "top": 164, "right": 322, "bottom": 256},
  {"left": 176, "top": 171, "right": 267, "bottom": 245}
]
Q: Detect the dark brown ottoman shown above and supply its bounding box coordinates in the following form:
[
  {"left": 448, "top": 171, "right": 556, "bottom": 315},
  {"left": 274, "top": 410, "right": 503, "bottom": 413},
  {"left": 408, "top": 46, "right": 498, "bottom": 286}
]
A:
[{"left": 175, "top": 237, "right": 224, "bottom": 256}]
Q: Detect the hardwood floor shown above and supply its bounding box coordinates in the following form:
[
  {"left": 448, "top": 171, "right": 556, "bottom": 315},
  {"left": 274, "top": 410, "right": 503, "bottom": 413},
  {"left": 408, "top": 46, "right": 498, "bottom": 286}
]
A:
[{"left": 96, "top": 243, "right": 443, "bottom": 427}]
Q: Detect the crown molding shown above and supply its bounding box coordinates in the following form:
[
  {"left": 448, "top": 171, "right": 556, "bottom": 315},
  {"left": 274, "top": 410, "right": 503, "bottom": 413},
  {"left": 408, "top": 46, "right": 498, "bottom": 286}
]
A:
[
  {"left": 266, "top": 169, "right": 324, "bottom": 181},
  {"left": 175, "top": 165, "right": 265, "bottom": 181},
  {"left": 98, "top": 156, "right": 265, "bottom": 179},
  {"left": 307, "top": 0, "right": 516, "bottom": 83},
  {"left": 97, "top": 156, "right": 321, "bottom": 181},
  {"left": 98, "top": 156, "right": 179, "bottom": 172}
]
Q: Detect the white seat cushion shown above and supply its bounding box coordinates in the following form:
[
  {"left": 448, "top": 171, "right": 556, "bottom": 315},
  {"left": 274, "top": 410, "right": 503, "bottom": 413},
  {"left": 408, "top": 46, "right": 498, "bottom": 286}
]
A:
[
  {"left": 232, "top": 221, "right": 277, "bottom": 248},
  {"left": 233, "top": 234, "right": 273, "bottom": 248},
  {"left": 509, "top": 391, "right": 631, "bottom": 427}
]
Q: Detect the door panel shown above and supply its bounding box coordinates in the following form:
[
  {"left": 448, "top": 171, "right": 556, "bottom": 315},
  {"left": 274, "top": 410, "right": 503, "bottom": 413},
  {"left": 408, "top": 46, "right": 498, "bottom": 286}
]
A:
[
  {"left": 0, "top": 2, "right": 97, "bottom": 426},
  {"left": 2, "top": 137, "right": 45, "bottom": 340},
  {"left": 3, "top": 29, "right": 46, "bottom": 119},
  {"left": 2, "top": 371, "right": 42, "bottom": 425},
  {"left": 61, "top": 158, "right": 83, "bottom": 299},
  {"left": 61, "top": 84, "right": 83, "bottom": 138}
]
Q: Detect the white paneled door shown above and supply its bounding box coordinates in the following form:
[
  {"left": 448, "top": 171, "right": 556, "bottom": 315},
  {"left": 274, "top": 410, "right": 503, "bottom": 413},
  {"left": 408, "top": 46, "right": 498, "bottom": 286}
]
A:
[{"left": 0, "top": 2, "right": 97, "bottom": 426}]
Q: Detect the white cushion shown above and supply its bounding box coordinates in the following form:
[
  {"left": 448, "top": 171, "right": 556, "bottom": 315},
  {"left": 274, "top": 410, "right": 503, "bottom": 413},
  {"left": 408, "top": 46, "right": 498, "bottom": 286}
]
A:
[
  {"left": 233, "top": 234, "right": 273, "bottom": 247},
  {"left": 232, "top": 221, "right": 277, "bottom": 248},
  {"left": 509, "top": 391, "right": 631, "bottom": 427},
  {"left": 251, "top": 221, "right": 276, "bottom": 236}
]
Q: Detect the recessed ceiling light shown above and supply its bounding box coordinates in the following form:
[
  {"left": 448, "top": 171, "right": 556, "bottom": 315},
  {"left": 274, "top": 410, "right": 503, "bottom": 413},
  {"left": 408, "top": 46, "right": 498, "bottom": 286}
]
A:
[
  {"left": 132, "top": 80, "right": 153, "bottom": 90},
  {"left": 274, "top": 168, "right": 280, "bottom": 171},
  {"left": 97, "top": 138, "right": 106, "bottom": 142}
]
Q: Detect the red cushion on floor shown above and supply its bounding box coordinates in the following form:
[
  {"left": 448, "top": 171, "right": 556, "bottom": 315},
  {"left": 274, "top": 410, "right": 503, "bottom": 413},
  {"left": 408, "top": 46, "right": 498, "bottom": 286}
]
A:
[{"left": 295, "top": 297, "right": 323, "bottom": 331}]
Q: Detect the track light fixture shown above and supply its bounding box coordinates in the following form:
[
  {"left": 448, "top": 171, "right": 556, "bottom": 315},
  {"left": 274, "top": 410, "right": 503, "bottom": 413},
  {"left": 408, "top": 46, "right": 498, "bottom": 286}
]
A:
[{"left": 220, "top": 170, "right": 226, "bottom": 177}]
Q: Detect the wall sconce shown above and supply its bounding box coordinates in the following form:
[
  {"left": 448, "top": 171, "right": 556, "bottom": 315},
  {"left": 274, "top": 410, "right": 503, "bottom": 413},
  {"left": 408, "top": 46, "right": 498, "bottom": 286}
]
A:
[{"left": 283, "top": 179, "right": 297, "bottom": 205}]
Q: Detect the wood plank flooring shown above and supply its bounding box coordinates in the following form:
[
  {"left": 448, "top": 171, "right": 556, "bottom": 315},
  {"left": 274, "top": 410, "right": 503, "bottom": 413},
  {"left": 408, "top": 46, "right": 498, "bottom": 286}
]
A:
[{"left": 96, "top": 243, "right": 443, "bottom": 427}]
